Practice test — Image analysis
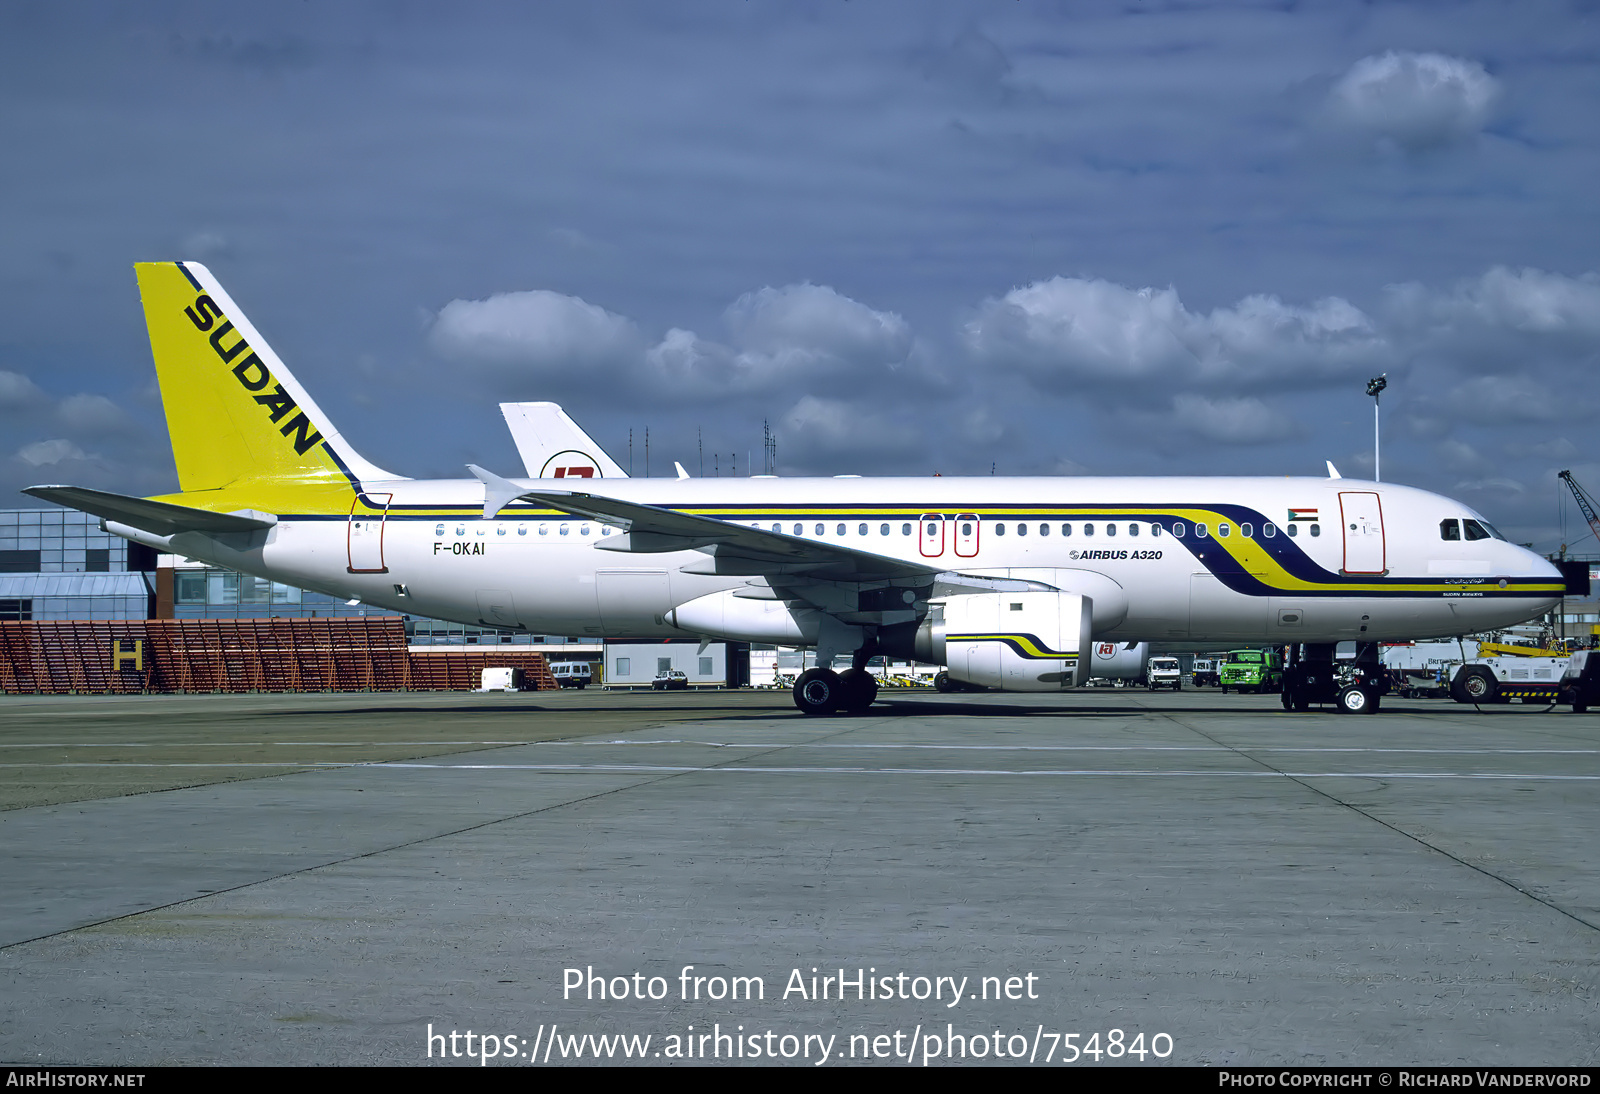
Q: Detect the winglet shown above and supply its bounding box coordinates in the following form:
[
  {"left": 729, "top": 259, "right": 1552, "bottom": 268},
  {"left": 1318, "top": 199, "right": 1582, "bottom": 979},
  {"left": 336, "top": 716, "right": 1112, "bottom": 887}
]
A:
[
  {"left": 674, "top": 461, "right": 690, "bottom": 480},
  {"left": 467, "top": 464, "right": 531, "bottom": 520},
  {"left": 1326, "top": 461, "right": 1342, "bottom": 479}
]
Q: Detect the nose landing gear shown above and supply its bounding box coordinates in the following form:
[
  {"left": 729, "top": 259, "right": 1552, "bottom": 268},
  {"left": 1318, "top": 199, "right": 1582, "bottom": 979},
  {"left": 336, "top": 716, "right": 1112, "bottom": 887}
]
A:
[{"left": 1280, "top": 642, "right": 1388, "bottom": 714}]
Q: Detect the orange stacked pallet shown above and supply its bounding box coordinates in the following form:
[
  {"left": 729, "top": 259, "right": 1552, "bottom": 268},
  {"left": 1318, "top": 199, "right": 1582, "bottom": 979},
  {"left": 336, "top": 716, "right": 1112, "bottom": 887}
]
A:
[{"left": 0, "top": 619, "right": 557, "bottom": 694}]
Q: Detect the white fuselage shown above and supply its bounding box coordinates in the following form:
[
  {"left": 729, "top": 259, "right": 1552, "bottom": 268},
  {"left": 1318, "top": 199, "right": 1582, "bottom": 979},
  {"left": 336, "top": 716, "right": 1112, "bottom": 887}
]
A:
[{"left": 146, "top": 474, "right": 1562, "bottom": 647}]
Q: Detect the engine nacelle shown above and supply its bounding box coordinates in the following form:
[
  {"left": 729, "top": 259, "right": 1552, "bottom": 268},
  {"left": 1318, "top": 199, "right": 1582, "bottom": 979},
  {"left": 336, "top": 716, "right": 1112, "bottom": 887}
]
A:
[
  {"left": 1087, "top": 640, "right": 1150, "bottom": 680},
  {"left": 899, "top": 591, "right": 1092, "bottom": 691}
]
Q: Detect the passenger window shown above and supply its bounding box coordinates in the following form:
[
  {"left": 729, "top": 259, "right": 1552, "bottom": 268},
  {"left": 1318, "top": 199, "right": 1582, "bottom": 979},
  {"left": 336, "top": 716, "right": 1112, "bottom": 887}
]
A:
[
  {"left": 559, "top": 524, "right": 569, "bottom": 536},
  {"left": 1084, "top": 524, "right": 1094, "bottom": 537},
  {"left": 580, "top": 524, "right": 590, "bottom": 536},
  {"left": 1240, "top": 523, "right": 1251, "bottom": 538},
  {"left": 1463, "top": 519, "right": 1490, "bottom": 541},
  {"left": 1151, "top": 524, "right": 1161, "bottom": 537},
  {"left": 880, "top": 523, "right": 889, "bottom": 535},
  {"left": 837, "top": 523, "right": 846, "bottom": 536},
  {"left": 815, "top": 523, "right": 824, "bottom": 536},
  {"left": 995, "top": 523, "right": 1006, "bottom": 536},
  {"left": 858, "top": 523, "right": 867, "bottom": 536},
  {"left": 1062, "top": 523, "right": 1072, "bottom": 537},
  {"left": 497, "top": 525, "right": 507, "bottom": 536},
  {"left": 1262, "top": 524, "right": 1274, "bottom": 538},
  {"left": 1309, "top": 524, "right": 1321, "bottom": 538},
  {"left": 925, "top": 522, "right": 938, "bottom": 537},
  {"left": 794, "top": 523, "right": 803, "bottom": 535},
  {"left": 455, "top": 526, "right": 465, "bottom": 536},
  {"left": 1128, "top": 523, "right": 1138, "bottom": 537},
  {"left": 961, "top": 522, "right": 972, "bottom": 536},
  {"left": 771, "top": 523, "right": 780, "bottom": 533},
  {"left": 539, "top": 524, "right": 548, "bottom": 536},
  {"left": 1196, "top": 523, "right": 1209, "bottom": 538},
  {"left": 1017, "top": 523, "right": 1027, "bottom": 537},
  {"left": 517, "top": 525, "right": 527, "bottom": 536},
  {"left": 434, "top": 523, "right": 445, "bottom": 536},
  {"left": 1440, "top": 519, "right": 1460, "bottom": 541},
  {"left": 1217, "top": 523, "right": 1230, "bottom": 538},
  {"left": 1172, "top": 522, "right": 1186, "bottom": 538},
  {"left": 902, "top": 523, "right": 912, "bottom": 535},
  {"left": 1040, "top": 523, "right": 1049, "bottom": 536},
  {"left": 1106, "top": 523, "right": 1116, "bottom": 537}
]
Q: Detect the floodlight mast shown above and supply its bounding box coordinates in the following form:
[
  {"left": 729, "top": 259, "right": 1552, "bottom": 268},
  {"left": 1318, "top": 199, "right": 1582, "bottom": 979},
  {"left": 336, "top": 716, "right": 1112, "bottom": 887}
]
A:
[{"left": 1366, "top": 375, "right": 1387, "bottom": 482}]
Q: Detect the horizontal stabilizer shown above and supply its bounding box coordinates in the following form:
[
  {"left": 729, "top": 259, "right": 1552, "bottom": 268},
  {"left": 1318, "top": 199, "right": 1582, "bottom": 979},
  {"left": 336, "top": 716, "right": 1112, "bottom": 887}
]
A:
[{"left": 23, "top": 485, "right": 276, "bottom": 537}]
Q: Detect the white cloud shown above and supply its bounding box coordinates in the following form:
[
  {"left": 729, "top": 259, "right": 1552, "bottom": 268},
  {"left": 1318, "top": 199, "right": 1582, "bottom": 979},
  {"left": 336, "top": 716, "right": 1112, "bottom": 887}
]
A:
[
  {"left": 723, "top": 283, "right": 912, "bottom": 380},
  {"left": 965, "top": 276, "right": 1385, "bottom": 391},
  {"left": 429, "top": 289, "right": 640, "bottom": 377},
  {"left": 0, "top": 370, "right": 45, "bottom": 409},
  {"left": 57, "top": 393, "right": 130, "bottom": 433},
  {"left": 1326, "top": 52, "right": 1498, "bottom": 151},
  {"left": 16, "top": 439, "right": 91, "bottom": 467},
  {"left": 1172, "top": 393, "right": 1298, "bottom": 445},
  {"left": 779, "top": 395, "right": 922, "bottom": 471}
]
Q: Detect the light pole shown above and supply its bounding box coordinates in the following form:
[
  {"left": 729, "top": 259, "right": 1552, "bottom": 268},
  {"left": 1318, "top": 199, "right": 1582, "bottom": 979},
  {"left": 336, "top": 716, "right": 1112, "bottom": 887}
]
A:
[{"left": 1366, "top": 374, "right": 1387, "bottom": 482}]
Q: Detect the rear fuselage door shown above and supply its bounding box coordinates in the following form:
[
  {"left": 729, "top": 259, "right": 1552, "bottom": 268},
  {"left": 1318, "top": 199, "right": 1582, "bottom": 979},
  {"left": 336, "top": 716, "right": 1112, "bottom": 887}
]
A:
[
  {"left": 1339, "top": 491, "right": 1386, "bottom": 574},
  {"left": 347, "top": 493, "right": 392, "bottom": 574}
]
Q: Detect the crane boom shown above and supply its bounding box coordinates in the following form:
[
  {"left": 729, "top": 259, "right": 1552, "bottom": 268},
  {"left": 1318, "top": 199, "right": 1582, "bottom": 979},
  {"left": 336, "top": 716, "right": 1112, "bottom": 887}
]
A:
[{"left": 1559, "top": 470, "right": 1600, "bottom": 547}]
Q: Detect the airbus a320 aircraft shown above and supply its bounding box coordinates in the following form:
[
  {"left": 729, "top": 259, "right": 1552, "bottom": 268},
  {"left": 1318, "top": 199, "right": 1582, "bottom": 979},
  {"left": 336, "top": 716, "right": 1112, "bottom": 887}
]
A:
[{"left": 26, "top": 263, "right": 1567, "bottom": 715}]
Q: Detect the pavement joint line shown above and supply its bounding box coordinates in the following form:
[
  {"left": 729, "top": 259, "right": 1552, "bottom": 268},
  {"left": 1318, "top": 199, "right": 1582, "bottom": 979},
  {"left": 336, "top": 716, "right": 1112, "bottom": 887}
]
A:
[
  {"left": 0, "top": 715, "right": 866, "bottom": 954},
  {"left": 9, "top": 741, "right": 1600, "bottom": 755},
  {"left": 7, "top": 762, "right": 1600, "bottom": 779},
  {"left": 1157, "top": 709, "right": 1600, "bottom": 937}
]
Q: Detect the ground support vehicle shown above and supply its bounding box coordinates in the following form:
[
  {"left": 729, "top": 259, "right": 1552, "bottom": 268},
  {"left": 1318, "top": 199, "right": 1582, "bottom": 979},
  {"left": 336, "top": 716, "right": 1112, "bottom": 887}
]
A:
[
  {"left": 1219, "top": 648, "right": 1283, "bottom": 694},
  {"left": 1147, "top": 656, "right": 1183, "bottom": 690},
  {"left": 550, "top": 661, "right": 591, "bottom": 689},
  {"left": 1450, "top": 656, "right": 1570, "bottom": 705},
  {"left": 1560, "top": 652, "right": 1600, "bottom": 712},
  {"left": 1190, "top": 658, "right": 1220, "bottom": 688},
  {"left": 1280, "top": 642, "right": 1388, "bottom": 714}
]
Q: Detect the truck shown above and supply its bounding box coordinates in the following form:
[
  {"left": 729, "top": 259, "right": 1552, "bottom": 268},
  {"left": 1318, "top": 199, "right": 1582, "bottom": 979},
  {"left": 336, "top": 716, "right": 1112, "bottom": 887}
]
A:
[
  {"left": 1190, "top": 657, "right": 1220, "bottom": 688},
  {"left": 1450, "top": 656, "right": 1570, "bottom": 705},
  {"left": 1219, "top": 648, "right": 1283, "bottom": 694},
  {"left": 1147, "top": 657, "right": 1183, "bottom": 690}
]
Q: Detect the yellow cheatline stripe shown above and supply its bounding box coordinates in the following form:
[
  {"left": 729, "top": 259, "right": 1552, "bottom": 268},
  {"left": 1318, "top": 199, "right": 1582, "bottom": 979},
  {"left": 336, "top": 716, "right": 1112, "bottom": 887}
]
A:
[{"left": 948, "top": 633, "right": 1076, "bottom": 659}]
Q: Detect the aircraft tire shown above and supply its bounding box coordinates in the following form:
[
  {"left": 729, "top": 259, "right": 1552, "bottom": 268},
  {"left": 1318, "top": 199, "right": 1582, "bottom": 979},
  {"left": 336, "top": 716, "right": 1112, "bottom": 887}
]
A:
[
  {"left": 837, "top": 668, "right": 879, "bottom": 712},
  {"left": 793, "top": 668, "right": 842, "bottom": 715},
  {"left": 1337, "top": 685, "right": 1376, "bottom": 715},
  {"left": 934, "top": 671, "right": 953, "bottom": 693}
]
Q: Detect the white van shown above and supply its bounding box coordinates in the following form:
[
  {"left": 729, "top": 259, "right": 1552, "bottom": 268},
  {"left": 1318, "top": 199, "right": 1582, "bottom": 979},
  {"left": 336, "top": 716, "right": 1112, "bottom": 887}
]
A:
[
  {"left": 550, "top": 661, "right": 592, "bottom": 689},
  {"left": 1147, "top": 657, "right": 1183, "bottom": 690}
]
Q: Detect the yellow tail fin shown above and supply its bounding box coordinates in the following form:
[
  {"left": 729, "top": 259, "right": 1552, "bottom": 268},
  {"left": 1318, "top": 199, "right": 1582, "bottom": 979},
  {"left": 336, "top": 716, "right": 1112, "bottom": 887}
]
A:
[{"left": 135, "top": 262, "right": 395, "bottom": 501}]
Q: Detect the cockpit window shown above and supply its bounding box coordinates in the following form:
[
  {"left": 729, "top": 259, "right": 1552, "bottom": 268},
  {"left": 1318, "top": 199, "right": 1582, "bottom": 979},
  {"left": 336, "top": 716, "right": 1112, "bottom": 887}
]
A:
[
  {"left": 1440, "top": 519, "right": 1460, "bottom": 541},
  {"left": 1463, "top": 519, "right": 1491, "bottom": 542},
  {"left": 1480, "top": 521, "right": 1506, "bottom": 541}
]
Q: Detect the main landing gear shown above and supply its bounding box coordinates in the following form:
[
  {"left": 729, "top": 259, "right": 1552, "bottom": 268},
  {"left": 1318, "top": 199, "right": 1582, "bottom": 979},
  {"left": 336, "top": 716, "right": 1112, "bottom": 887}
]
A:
[
  {"left": 792, "top": 640, "right": 881, "bottom": 716},
  {"left": 1279, "top": 642, "right": 1388, "bottom": 715},
  {"left": 792, "top": 667, "right": 879, "bottom": 715}
]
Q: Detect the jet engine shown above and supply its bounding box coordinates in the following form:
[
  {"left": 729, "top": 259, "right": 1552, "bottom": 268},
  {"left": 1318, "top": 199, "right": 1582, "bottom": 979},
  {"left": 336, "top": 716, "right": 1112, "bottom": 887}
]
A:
[{"left": 880, "top": 591, "right": 1092, "bottom": 691}]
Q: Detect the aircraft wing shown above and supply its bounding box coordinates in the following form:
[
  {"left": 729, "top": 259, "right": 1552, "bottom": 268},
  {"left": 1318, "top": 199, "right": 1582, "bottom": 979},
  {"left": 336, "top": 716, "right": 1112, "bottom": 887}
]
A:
[
  {"left": 23, "top": 485, "right": 276, "bottom": 537},
  {"left": 469, "top": 470, "right": 937, "bottom": 584}
]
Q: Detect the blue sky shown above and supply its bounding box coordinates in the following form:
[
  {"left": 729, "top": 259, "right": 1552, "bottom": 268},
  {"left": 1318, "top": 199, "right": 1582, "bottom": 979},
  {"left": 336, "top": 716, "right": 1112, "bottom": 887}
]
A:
[{"left": 2, "top": 1, "right": 1598, "bottom": 551}]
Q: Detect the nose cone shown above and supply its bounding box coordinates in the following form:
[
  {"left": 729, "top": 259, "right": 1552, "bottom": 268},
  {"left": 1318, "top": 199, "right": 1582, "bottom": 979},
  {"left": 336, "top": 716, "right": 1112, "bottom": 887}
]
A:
[{"left": 1507, "top": 546, "right": 1564, "bottom": 619}]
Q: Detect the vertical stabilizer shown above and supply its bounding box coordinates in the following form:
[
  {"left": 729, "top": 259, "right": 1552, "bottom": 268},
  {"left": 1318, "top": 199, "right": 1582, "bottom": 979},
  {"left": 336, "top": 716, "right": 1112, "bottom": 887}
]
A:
[
  {"left": 135, "top": 261, "right": 397, "bottom": 493},
  {"left": 499, "top": 402, "right": 628, "bottom": 479}
]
